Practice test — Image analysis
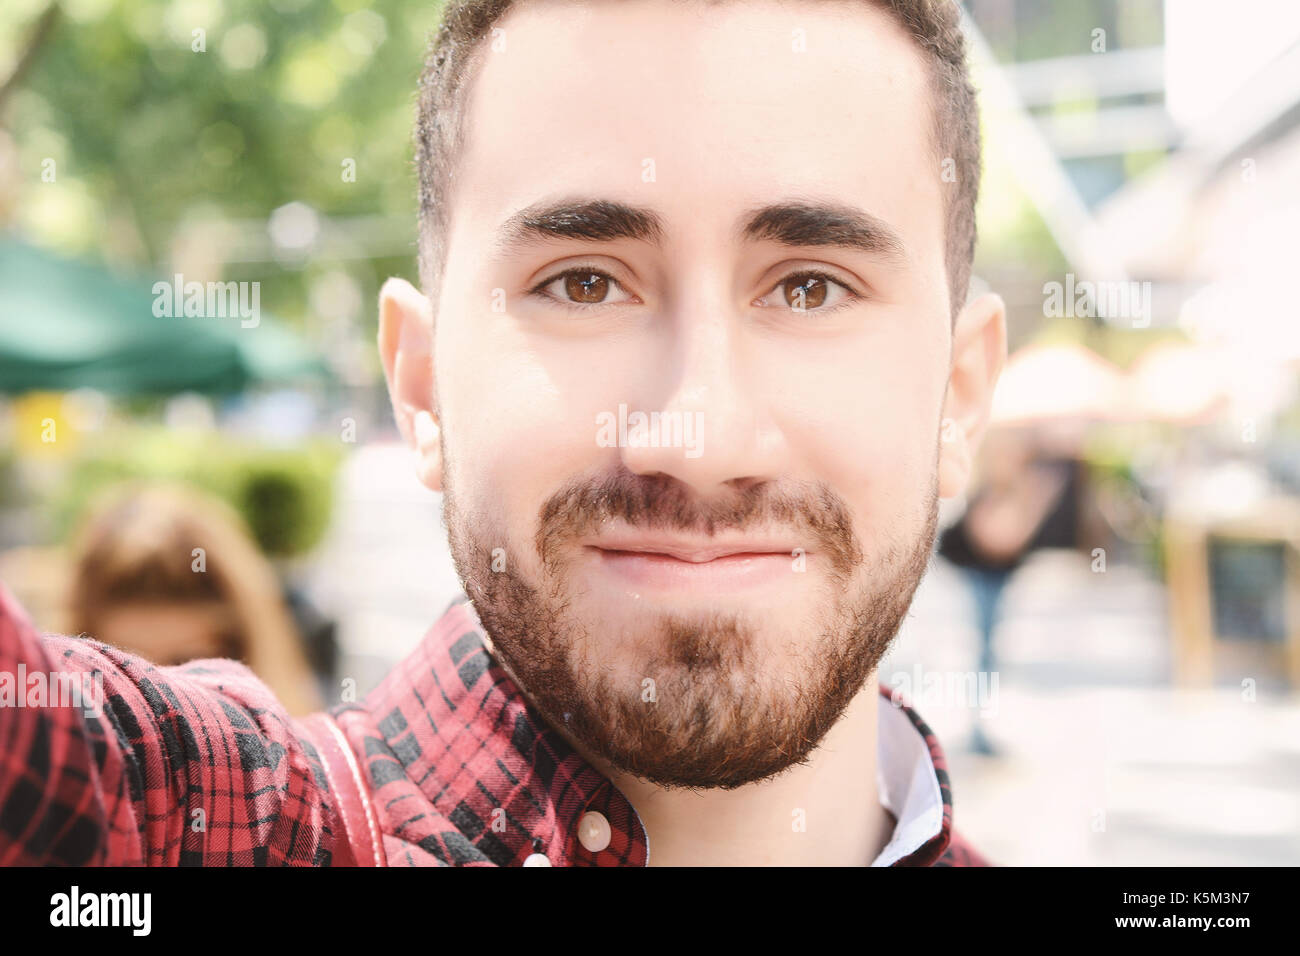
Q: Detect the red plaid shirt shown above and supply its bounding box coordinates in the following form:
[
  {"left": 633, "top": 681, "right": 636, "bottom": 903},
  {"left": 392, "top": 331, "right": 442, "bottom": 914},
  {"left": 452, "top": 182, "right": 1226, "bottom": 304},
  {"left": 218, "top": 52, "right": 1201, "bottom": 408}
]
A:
[{"left": 0, "top": 583, "right": 988, "bottom": 866}]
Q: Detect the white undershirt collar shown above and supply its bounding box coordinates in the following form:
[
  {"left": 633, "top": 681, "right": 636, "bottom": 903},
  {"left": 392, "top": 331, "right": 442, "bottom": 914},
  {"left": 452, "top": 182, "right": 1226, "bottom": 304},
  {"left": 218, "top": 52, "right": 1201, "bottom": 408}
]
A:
[{"left": 870, "top": 694, "right": 946, "bottom": 866}]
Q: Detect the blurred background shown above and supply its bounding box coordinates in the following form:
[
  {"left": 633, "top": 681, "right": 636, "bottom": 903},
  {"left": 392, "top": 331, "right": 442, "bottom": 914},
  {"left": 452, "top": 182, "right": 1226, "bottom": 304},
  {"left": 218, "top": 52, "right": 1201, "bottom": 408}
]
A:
[{"left": 0, "top": 0, "right": 1297, "bottom": 864}]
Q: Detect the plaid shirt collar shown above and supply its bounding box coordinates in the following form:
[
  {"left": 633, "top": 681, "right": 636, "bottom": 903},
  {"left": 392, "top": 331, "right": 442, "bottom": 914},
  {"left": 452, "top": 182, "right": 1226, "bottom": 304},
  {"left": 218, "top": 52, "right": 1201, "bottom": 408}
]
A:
[{"left": 352, "top": 595, "right": 956, "bottom": 866}]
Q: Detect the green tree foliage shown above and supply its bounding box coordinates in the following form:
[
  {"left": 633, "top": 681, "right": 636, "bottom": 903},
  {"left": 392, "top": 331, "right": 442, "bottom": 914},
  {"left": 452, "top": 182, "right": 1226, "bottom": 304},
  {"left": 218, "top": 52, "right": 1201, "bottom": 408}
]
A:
[{"left": 2, "top": 0, "right": 445, "bottom": 332}]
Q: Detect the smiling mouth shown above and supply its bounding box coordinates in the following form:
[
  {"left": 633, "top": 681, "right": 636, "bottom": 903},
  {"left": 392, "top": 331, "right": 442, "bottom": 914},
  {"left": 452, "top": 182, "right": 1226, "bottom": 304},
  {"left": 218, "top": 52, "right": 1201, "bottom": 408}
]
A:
[
  {"left": 584, "top": 539, "right": 805, "bottom": 592},
  {"left": 596, "top": 546, "right": 790, "bottom": 563}
]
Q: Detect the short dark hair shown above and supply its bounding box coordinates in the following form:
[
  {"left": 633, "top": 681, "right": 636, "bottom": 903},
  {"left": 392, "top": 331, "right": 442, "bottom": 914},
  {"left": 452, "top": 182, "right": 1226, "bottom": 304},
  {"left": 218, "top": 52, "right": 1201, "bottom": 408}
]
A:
[{"left": 415, "top": 0, "right": 980, "bottom": 319}]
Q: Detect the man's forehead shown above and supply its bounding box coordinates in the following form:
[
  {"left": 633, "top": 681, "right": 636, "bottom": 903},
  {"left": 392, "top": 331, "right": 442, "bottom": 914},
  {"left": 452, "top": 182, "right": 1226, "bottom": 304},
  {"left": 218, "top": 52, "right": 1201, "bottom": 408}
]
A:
[{"left": 452, "top": 0, "right": 939, "bottom": 247}]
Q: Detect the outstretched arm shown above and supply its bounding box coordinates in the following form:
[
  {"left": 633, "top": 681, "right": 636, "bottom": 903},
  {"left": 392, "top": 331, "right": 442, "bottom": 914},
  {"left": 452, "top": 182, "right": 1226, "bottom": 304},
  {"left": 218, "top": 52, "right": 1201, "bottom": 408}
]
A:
[{"left": 0, "top": 582, "right": 334, "bottom": 865}]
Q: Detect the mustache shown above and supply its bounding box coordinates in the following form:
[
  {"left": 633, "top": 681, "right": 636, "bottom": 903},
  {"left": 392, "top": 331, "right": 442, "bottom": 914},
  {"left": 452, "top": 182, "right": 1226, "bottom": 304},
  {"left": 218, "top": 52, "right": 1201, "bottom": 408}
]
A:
[{"left": 535, "top": 469, "right": 864, "bottom": 577}]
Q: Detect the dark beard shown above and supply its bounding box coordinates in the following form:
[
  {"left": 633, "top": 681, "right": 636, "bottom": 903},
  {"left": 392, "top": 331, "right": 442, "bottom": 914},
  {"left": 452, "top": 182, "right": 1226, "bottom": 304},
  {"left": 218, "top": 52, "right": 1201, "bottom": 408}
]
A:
[{"left": 443, "top": 461, "right": 939, "bottom": 791}]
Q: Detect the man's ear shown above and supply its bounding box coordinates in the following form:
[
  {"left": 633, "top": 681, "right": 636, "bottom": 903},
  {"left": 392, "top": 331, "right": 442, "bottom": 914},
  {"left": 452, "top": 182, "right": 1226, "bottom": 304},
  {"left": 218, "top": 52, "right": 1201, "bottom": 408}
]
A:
[
  {"left": 378, "top": 277, "right": 442, "bottom": 492},
  {"left": 938, "top": 291, "right": 1007, "bottom": 500}
]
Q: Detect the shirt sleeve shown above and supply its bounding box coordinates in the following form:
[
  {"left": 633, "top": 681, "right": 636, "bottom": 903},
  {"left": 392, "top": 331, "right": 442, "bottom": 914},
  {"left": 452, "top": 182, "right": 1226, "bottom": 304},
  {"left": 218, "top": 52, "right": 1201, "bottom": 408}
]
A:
[
  {"left": 935, "top": 828, "right": 993, "bottom": 866},
  {"left": 0, "top": 582, "right": 336, "bottom": 865}
]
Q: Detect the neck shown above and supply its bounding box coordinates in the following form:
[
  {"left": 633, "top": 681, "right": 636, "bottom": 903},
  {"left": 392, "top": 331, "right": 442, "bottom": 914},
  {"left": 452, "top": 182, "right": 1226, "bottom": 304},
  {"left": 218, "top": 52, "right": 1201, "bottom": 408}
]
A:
[{"left": 595, "top": 677, "right": 893, "bottom": 866}]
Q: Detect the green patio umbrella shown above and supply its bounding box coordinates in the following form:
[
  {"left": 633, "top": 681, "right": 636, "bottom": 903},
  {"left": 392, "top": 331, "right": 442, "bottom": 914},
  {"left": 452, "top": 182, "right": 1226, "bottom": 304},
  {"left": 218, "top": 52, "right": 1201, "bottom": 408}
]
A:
[{"left": 0, "top": 236, "right": 331, "bottom": 394}]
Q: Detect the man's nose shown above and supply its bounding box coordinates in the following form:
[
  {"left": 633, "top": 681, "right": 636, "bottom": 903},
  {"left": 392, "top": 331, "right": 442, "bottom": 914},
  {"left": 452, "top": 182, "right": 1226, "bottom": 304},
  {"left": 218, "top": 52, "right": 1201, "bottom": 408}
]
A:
[{"left": 618, "top": 293, "right": 787, "bottom": 497}]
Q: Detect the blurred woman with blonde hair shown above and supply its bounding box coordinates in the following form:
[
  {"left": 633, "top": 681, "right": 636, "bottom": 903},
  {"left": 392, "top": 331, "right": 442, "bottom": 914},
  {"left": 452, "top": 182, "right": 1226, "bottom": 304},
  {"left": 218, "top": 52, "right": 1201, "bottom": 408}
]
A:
[{"left": 67, "top": 482, "right": 323, "bottom": 716}]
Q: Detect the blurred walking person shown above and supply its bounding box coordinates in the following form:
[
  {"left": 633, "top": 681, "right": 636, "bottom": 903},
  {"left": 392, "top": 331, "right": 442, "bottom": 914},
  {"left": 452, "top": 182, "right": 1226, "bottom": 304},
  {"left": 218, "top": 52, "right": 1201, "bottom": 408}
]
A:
[{"left": 938, "top": 427, "right": 1080, "bottom": 754}]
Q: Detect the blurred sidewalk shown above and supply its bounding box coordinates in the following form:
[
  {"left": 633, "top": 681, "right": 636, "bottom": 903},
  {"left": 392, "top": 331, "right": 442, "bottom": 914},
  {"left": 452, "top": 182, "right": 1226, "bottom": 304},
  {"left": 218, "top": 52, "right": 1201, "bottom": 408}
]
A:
[{"left": 889, "top": 552, "right": 1300, "bottom": 866}]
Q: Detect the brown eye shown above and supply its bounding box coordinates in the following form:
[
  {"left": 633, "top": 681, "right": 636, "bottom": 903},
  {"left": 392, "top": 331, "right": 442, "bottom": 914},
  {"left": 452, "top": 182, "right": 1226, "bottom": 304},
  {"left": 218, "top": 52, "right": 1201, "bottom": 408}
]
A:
[
  {"left": 533, "top": 267, "right": 636, "bottom": 310},
  {"left": 756, "top": 270, "right": 856, "bottom": 314},
  {"left": 784, "top": 275, "right": 828, "bottom": 310},
  {"left": 564, "top": 272, "right": 610, "bottom": 304}
]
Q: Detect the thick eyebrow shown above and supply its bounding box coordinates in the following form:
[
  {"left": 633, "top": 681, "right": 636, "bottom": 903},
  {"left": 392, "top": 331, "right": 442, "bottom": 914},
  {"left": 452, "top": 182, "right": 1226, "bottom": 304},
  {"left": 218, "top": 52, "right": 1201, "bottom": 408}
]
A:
[
  {"left": 740, "top": 201, "right": 907, "bottom": 262},
  {"left": 493, "top": 198, "right": 665, "bottom": 259},
  {"left": 491, "top": 196, "right": 906, "bottom": 263}
]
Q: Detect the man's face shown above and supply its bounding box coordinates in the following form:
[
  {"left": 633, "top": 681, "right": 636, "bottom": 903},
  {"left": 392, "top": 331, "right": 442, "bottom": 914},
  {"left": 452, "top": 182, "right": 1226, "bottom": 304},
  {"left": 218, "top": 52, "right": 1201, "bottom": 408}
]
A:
[{"left": 395, "top": 0, "right": 996, "bottom": 789}]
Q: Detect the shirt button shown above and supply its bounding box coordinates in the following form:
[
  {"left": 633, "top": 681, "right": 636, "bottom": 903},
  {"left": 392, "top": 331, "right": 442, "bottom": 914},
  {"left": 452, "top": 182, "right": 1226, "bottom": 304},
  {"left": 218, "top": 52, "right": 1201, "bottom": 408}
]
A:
[
  {"left": 578, "top": 811, "right": 612, "bottom": 853},
  {"left": 523, "top": 853, "right": 551, "bottom": 867}
]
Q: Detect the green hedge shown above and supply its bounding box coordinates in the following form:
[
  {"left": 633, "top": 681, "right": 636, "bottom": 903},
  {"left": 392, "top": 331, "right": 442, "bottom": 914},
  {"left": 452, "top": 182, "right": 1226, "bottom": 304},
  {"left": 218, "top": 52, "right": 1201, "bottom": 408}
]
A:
[{"left": 51, "top": 427, "right": 342, "bottom": 558}]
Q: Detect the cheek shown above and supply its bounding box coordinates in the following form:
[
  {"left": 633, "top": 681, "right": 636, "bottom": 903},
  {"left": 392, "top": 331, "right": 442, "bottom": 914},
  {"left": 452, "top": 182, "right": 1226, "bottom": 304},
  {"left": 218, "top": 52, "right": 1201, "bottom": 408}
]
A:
[
  {"left": 768, "top": 329, "right": 943, "bottom": 526},
  {"left": 436, "top": 323, "right": 623, "bottom": 573}
]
